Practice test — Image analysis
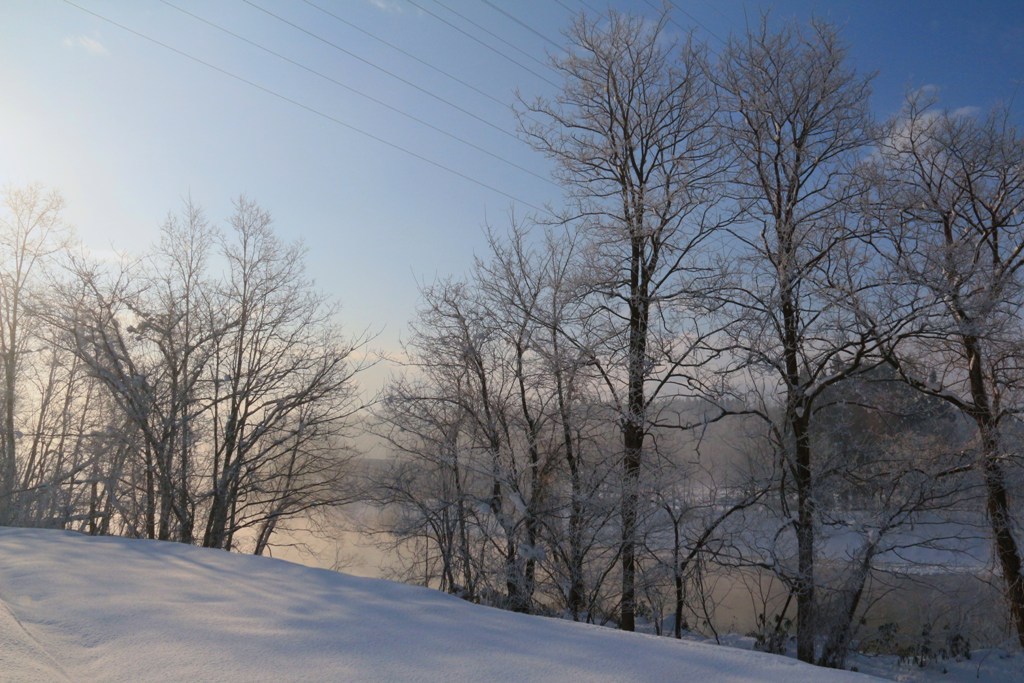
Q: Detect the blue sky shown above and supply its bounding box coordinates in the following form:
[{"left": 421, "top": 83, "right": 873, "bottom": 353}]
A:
[{"left": 2, "top": 0, "right": 1022, "bottom": 363}]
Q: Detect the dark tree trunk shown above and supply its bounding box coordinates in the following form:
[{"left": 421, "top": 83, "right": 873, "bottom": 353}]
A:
[
  {"left": 145, "top": 444, "right": 156, "bottom": 539},
  {"left": 793, "top": 414, "right": 816, "bottom": 663},
  {"left": 620, "top": 228, "right": 649, "bottom": 632}
]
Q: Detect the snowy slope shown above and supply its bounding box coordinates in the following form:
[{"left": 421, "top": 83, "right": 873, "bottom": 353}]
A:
[{"left": 0, "top": 528, "right": 883, "bottom": 682}]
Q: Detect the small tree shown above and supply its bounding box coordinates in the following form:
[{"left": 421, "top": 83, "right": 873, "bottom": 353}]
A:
[
  {"left": 0, "top": 185, "right": 69, "bottom": 524},
  {"left": 203, "top": 197, "right": 364, "bottom": 551}
]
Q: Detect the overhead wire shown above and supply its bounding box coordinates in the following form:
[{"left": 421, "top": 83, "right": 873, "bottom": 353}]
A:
[
  {"left": 551, "top": 0, "right": 582, "bottom": 18},
  {"left": 641, "top": 0, "right": 727, "bottom": 48},
  {"left": 157, "top": 0, "right": 557, "bottom": 188},
  {"left": 240, "top": 0, "right": 519, "bottom": 142},
  {"left": 299, "top": 0, "right": 510, "bottom": 110},
  {"left": 429, "top": 0, "right": 559, "bottom": 74},
  {"left": 477, "top": 0, "right": 564, "bottom": 54},
  {"left": 405, "top": 0, "right": 560, "bottom": 89},
  {"left": 301, "top": 0, "right": 552, "bottom": 131},
  {"left": 666, "top": 0, "right": 729, "bottom": 46},
  {"left": 59, "top": 0, "right": 553, "bottom": 214}
]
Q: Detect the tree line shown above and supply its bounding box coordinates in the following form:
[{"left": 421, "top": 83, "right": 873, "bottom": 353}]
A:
[
  {"left": 0, "top": 190, "right": 367, "bottom": 554},
  {"left": 2, "top": 7, "right": 1021, "bottom": 672},
  {"left": 366, "top": 10, "right": 1024, "bottom": 669}
]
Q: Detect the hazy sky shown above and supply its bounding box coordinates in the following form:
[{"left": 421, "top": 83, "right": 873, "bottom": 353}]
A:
[{"left": 2, "top": 0, "right": 1023, "bottom": 362}]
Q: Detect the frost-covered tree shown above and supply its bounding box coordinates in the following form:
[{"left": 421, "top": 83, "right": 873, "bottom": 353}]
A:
[
  {"left": 50, "top": 197, "right": 364, "bottom": 552},
  {"left": 59, "top": 202, "right": 222, "bottom": 542},
  {"left": 870, "top": 93, "right": 1024, "bottom": 647},
  {"left": 714, "top": 16, "right": 882, "bottom": 663},
  {"left": 203, "top": 198, "right": 364, "bottom": 551},
  {"left": 518, "top": 9, "right": 729, "bottom": 631},
  {"left": 0, "top": 186, "right": 69, "bottom": 524}
]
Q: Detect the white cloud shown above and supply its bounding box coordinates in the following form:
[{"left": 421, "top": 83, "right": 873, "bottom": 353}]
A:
[
  {"left": 62, "top": 35, "right": 109, "bottom": 56},
  {"left": 367, "top": 0, "right": 410, "bottom": 14},
  {"left": 950, "top": 105, "right": 981, "bottom": 119}
]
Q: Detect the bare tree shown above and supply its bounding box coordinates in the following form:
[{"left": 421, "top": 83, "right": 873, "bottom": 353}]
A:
[
  {"left": 55, "top": 200, "right": 224, "bottom": 543},
  {"left": 51, "top": 197, "right": 364, "bottom": 551},
  {"left": 373, "top": 384, "right": 481, "bottom": 598},
  {"left": 203, "top": 197, "right": 364, "bottom": 551},
  {"left": 519, "top": 9, "right": 727, "bottom": 631},
  {"left": 0, "top": 186, "right": 69, "bottom": 524},
  {"left": 714, "top": 16, "right": 879, "bottom": 662},
  {"left": 480, "top": 223, "right": 621, "bottom": 621},
  {"left": 871, "top": 93, "right": 1024, "bottom": 647},
  {"left": 810, "top": 369, "right": 974, "bottom": 667},
  {"left": 372, "top": 277, "right": 506, "bottom": 603},
  {"left": 373, "top": 221, "right": 626, "bottom": 617},
  {"left": 60, "top": 264, "right": 194, "bottom": 540},
  {"left": 146, "top": 201, "right": 221, "bottom": 542},
  {"left": 638, "top": 443, "right": 766, "bottom": 640},
  {"left": 13, "top": 324, "right": 109, "bottom": 531}
]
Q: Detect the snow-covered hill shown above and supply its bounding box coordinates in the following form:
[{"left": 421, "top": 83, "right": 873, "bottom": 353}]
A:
[{"left": 0, "top": 528, "right": 886, "bottom": 682}]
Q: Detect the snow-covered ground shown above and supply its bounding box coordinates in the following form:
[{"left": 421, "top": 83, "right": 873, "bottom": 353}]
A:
[{"left": 0, "top": 528, "right": 1016, "bottom": 682}]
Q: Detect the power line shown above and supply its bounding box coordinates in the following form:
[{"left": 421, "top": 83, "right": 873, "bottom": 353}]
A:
[
  {"left": 300, "top": 0, "right": 510, "bottom": 110},
  {"left": 667, "top": 0, "right": 730, "bottom": 44},
  {"left": 59, "top": 0, "right": 552, "bottom": 214},
  {"left": 693, "top": 0, "right": 735, "bottom": 28},
  {"left": 405, "top": 0, "right": 560, "bottom": 89},
  {"left": 644, "top": 0, "right": 727, "bottom": 48},
  {"left": 430, "top": 0, "right": 559, "bottom": 74},
  {"left": 157, "top": 0, "right": 556, "bottom": 188},
  {"left": 302, "top": 0, "right": 551, "bottom": 131},
  {"left": 478, "top": 0, "right": 564, "bottom": 53},
  {"left": 551, "top": 0, "right": 582, "bottom": 18},
  {"left": 240, "top": 0, "right": 519, "bottom": 142}
]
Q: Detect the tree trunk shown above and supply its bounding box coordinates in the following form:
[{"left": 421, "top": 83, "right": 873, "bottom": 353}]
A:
[
  {"left": 568, "top": 470, "right": 585, "bottom": 621},
  {"left": 555, "top": 354, "right": 585, "bottom": 620},
  {"left": 672, "top": 514, "right": 685, "bottom": 639},
  {"left": 982, "top": 452, "right": 1024, "bottom": 647},
  {"left": 145, "top": 444, "right": 156, "bottom": 539},
  {"left": 817, "top": 550, "right": 873, "bottom": 668},
  {"left": 0, "top": 339, "right": 17, "bottom": 524},
  {"left": 621, "top": 231, "right": 648, "bottom": 632},
  {"left": 253, "top": 512, "right": 278, "bottom": 556},
  {"left": 793, "top": 415, "right": 817, "bottom": 663},
  {"left": 962, "top": 334, "right": 1024, "bottom": 647},
  {"left": 620, "top": 420, "right": 643, "bottom": 631}
]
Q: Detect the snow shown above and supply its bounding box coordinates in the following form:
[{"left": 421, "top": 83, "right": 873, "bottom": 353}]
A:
[
  {"left": 0, "top": 527, "right": 884, "bottom": 683},
  {"left": 848, "top": 650, "right": 1024, "bottom": 683}
]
